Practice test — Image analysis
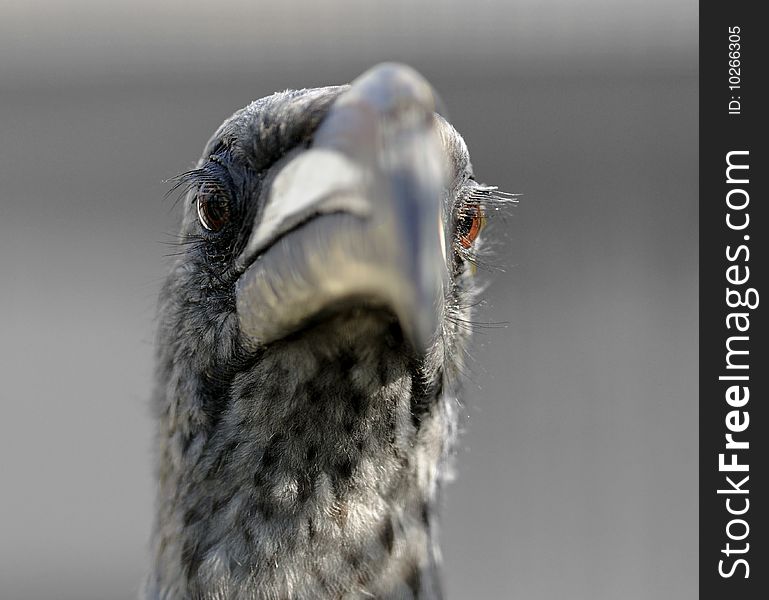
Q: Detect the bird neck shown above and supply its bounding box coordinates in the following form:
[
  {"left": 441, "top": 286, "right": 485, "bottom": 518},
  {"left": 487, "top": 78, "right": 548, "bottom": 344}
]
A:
[{"left": 148, "top": 312, "right": 451, "bottom": 599}]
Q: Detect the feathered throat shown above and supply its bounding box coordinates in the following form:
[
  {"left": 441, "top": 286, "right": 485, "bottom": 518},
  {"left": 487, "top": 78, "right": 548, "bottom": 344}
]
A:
[{"left": 149, "top": 311, "right": 451, "bottom": 599}]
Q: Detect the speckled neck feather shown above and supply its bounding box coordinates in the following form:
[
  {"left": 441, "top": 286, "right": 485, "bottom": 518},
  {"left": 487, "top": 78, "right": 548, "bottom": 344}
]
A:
[{"left": 147, "top": 309, "right": 455, "bottom": 600}]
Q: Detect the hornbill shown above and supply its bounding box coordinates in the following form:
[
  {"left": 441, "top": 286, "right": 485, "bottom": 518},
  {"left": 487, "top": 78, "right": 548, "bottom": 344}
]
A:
[{"left": 146, "top": 63, "right": 510, "bottom": 599}]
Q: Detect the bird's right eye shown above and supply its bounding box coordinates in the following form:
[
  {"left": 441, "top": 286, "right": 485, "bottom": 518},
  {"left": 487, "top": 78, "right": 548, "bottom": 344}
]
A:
[
  {"left": 456, "top": 201, "right": 485, "bottom": 250},
  {"left": 196, "top": 183, "right": 231, "bottom": 232}
]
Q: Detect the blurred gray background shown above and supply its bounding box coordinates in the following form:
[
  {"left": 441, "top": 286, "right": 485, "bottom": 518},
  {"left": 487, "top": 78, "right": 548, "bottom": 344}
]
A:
[{"left": 0, "top": 1, "right": 697, "bottom": 598}]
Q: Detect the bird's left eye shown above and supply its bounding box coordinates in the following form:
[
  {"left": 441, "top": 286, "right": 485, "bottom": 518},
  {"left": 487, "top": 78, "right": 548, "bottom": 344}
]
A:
[
  {"left": 196, "top": 184, "right": 231, "bottom": 232},
  {"left": 457, "top": 202, "right": 485, "bottom": 249}
]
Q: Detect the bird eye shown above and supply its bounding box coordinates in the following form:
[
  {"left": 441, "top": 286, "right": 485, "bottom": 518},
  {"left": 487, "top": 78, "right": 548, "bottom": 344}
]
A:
[
  {"left": 196, "top": 184, "right": 231, "bottom": 232},
  {"left": 457, "top": 203, "right": 485, "bottom": 249}
]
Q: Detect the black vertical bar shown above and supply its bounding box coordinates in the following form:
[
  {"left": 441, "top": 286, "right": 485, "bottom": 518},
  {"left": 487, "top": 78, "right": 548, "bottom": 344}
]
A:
[{"left": 700, "top": 3, "right": 766, "bottom": 599}]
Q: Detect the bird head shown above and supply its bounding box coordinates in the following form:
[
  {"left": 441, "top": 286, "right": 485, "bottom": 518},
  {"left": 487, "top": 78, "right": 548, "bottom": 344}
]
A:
[{"left": 149, "top": 63, "right": 510, "bottom": 599}]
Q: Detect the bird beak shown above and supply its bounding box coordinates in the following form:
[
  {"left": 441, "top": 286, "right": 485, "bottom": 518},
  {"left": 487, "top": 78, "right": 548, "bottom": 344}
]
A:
[{"left": 235, "top": 63, "right": 450, "bottom": 352}]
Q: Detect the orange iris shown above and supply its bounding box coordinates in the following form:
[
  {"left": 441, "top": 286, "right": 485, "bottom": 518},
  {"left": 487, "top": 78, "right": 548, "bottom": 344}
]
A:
[{"left": 459, "top": 204, "right": 484, "bottom": 249}]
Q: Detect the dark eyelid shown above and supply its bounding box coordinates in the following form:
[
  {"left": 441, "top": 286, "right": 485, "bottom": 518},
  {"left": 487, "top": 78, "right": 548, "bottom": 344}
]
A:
[
  {"left": 190, "top": 158, "right": 235, "bottom": 201},
  {"left": 165, "top": 152, "right": 240, "bottom": 219}
]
